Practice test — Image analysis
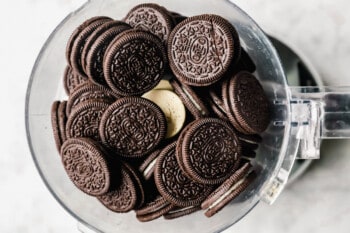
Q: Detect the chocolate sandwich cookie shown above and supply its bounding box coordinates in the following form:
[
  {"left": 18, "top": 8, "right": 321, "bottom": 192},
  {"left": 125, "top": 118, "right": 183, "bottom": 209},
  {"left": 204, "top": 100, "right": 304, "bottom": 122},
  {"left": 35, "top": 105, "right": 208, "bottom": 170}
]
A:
[
  {"left": 139, "top": 149, "right": 162, "bottom": 181},
  {"left": 229, "top": 71, "right": 270, "bottom": 134},
  {"left": 123, "top": 162, "right": 146, "bottom": 209},
  {"left": 85, "top": 23, "right": 131, "bottom": 85},
  {"left": 99, "top": 97, "right": 167, "bottom": 158},
  {"left": 135, "top": 195, "right": 174, "bottom": 222},
  {"left": 124, "top": 3, "right": 175, "bottom": 43},
  {"left": 168, "top": 14, "right": 241, "bottom": 86},
  {"left": 177, "top": 118, "right": 241, "bottom": 185},
  {"left": 66, "top": 16, "right": 111, "bottom": 64},
  {"left": 63, "top": 65, "right": 88, "bottom": 95},
  {"left": 81, "top": 20, "right": 130, "bottom": 73},
  {"left": 142, "top": 89, "right": 186, "bottom": 138},
  {"left": 98, "top": 163, "right": 142, "bottom": 213},
  {"left": 66, "top": 101, "right": 110, "bottom": 141},
  {"left": 169, "top": 78, "right": 210, "bottom": 119},
  {"left": 207, "top": 97, "right": 228, "bottom": 120},
  {"left": 58, "top": 100, "right": 68, "bottom": 142},
  {"left": 201, "top": 162, "right": 256, "bottom": 217},
  {"left": 154, "top": 142, "right": 213, "bottom": 207},
  {"left": 207, "top": 88, "right": 230, "bottom": 120},
  {"left": 103, "top": 30, "right": 166, "bottom": 96},
  {"left": 51, "top": 101, "right": 63, "bottom": 152},
  {"left": 221, "top": 78, "right": 247, "bottom": 133},
  {"left": 69, "top": 17, "right": 113, "bottom": 77},
  {"left": 66, "top": 83, "right": 119, "bottom": 115},
  {"left": 61, "top": 138, "right": 112, "bottom": 196},
  {"left": 163, "top": 205, "right": 201, "bottom": 220}
]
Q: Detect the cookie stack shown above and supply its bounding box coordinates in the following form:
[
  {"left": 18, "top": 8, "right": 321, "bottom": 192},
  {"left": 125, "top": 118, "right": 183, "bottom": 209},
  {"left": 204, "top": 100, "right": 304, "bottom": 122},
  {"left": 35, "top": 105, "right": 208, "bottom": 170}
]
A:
[{"left": 50, "top": 3, "right": 270, "bottom": 222}]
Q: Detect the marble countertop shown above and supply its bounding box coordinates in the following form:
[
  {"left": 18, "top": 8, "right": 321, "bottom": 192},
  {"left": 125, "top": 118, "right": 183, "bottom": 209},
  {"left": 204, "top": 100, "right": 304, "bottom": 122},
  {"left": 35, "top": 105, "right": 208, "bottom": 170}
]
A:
[{"left": 1, "top": 0, "right": 350, "bottom": 232}]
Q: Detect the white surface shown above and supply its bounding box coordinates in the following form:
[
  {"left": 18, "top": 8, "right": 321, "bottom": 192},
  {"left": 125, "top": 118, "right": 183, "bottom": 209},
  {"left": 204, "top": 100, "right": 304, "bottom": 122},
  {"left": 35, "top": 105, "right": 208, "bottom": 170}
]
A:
[{"left": 1, "top": 0, "right": 350, "bottom": 232}]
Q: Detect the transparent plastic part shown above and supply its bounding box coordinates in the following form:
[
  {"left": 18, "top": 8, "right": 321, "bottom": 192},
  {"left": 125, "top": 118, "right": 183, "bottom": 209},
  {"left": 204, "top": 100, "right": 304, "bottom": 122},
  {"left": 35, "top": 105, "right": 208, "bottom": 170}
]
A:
[{"left": 25, "top": 0, "right": 350, "bottom": 232}]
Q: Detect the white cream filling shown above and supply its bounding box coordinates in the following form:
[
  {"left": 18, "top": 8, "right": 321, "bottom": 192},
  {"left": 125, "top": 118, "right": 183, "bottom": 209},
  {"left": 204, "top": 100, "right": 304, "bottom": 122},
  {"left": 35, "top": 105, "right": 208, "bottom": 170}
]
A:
[
  {"left": 182, "top": 88, "right": 206, "bottom": 115},
  {"left": 143, "top": 158, "right": 158, "bottom": 178},
  {"left": 208, "top": 176, "right": 246, "bottom": 210},
  {"left": 168, "top": 206, "right": 194, "bottom": 214}
]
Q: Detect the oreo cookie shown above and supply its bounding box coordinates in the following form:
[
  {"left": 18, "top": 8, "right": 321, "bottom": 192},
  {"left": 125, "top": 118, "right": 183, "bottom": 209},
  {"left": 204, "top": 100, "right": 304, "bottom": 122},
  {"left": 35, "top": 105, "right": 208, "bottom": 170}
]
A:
[
  {"left": 221, "top": 77, "right": 247, "bottom": 133},
  {"left": 230, "top": 71, "right": 270, "bottom": 134},
  {"left": 66, "top": 16, "right": 111, "bottom": 65},
  {"left": 63, "top": 65, "right": 88, "bottom": 95},
  {"left": 138, "top": 149, "right": 162, "bottom": 181},
  {"left": 201, "top": 162, "right": 256, "bottom": 217},
  {"left": 168, "top": 14, "right": 241, "bottom": 86},
  {"left": 51, "top": 101, "right": 63, "bottom": 152},
  {"left": 124, "top": 3, "right": 175, "bottom": 43},
  {"left": 61, "top": 138, "right": 113, "bottom": 196},
  {"left": 66, "top": 83, "right": 119, "bottom": 115},
  {"left": 176, "top": 118, "right": 241, "bottom": 185},
  {"left": 66, "top": 101, "right": 110, "bottom": 141},
  {"left": 69, "top": 17, "right": 113, "bottom": 76},
  {"left": 98, "top": 163, "right": 142, "bottom": 212},
  {"left": 57, "top": 101, "right": 68, "bottom": 142},
  {"left": 99, "top": 97, "right": 167, "bottom": 158},
  {"left": 52, "top": 4, "right": 270, "bottom": 222},
  {"left": 169, "top": 78, "right": 210, "bottom": 119},
  {"left": 81, "top": 20, "right": 130, "bottom": 74},
  {"left": 135, "top": 195, "right": 174, "bottom": 222},
  {"left": 103, "top": 30, "right": 167, "bottom": 96},
  {"left": 85, "top": 22, "right": 131, "bottom": 85},
  {"left": 154, "top": 142, "right": 213, "bottom": 207}
]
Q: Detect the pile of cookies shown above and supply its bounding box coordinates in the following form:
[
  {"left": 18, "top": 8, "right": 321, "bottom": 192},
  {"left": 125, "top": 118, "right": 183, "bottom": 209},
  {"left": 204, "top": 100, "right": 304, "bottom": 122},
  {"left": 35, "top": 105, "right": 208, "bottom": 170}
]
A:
[{"left": 51, "top": 3, "right": 270, "bottom": 222}]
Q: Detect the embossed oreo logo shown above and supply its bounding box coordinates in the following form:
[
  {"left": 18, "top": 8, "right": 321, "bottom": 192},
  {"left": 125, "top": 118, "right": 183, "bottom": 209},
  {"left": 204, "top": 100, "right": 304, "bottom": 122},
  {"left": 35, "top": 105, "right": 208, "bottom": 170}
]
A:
[
  {"left": 201, "top": 137, "right": 225, "bottom": 161},
  {"left": 190, "top": 36, "right": 209, "bottom": 64},
  {"left": 120, "top": 117, "right": 147, "bottom": 144},
  {"left": 127, "top": 54, "right": 147, "bottom": 77},
  {"left": 169, "top": 16, "right": 237, "bottom": 85}
]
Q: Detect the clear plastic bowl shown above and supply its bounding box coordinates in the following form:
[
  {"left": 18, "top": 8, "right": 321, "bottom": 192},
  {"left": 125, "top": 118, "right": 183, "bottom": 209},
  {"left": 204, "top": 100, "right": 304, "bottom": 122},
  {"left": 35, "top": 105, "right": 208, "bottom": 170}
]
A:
[{"left": 26, "top": 0, "right": 291, "bottom": 232}]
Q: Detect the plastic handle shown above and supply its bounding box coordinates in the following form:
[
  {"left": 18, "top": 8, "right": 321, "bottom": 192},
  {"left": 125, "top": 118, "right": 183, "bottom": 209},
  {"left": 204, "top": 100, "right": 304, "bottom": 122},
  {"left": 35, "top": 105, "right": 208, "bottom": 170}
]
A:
[
  {"left": 289, "top": 85, "right": 350, "bottom": 159},
  {"left": 260, "top": 85, "right": 350, "bottom": 204}
]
